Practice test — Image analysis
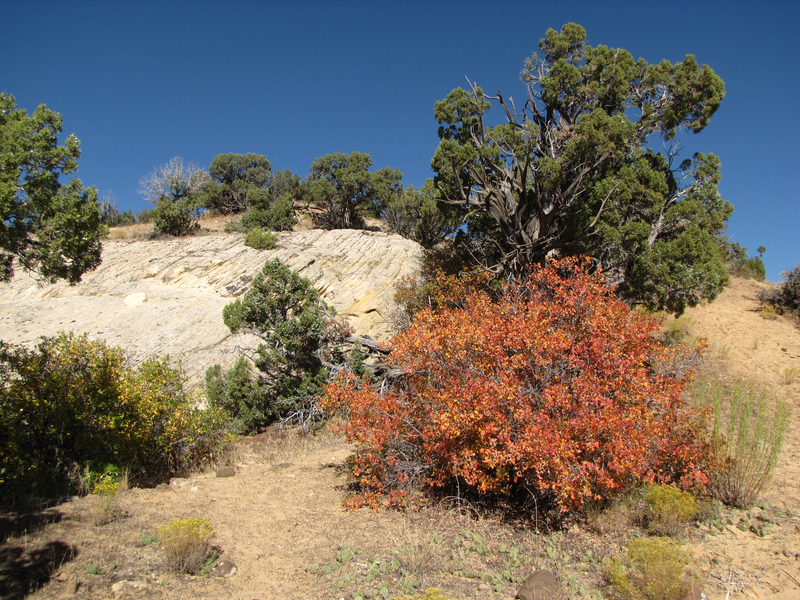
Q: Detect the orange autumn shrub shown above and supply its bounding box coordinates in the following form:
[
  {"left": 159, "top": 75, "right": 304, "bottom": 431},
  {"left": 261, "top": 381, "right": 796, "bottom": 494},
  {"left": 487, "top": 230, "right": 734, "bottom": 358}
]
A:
[{"left": 323, "top": 257, "right": 709, "bottom": 512}]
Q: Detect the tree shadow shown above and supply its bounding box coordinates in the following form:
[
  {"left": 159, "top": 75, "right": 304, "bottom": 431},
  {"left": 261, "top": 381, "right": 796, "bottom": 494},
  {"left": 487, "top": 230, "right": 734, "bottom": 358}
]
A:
[
  {"left": 0, "top": 508, "right": 77, "bottom": 599},
  {"left": 0, "top": 506, "right": 64, "bottom": 544}
]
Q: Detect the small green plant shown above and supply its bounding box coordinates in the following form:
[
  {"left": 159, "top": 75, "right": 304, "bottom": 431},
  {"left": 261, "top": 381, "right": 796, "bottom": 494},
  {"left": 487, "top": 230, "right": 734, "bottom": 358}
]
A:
[
  {"left": 644, "top": 485, "right": 699, "bottom": 536},
  {"left": 760, "top": 264, "right": 800, "bottom": 316},
  {"left": 605, "top": 537, "right": 698, "bottom": 600},
  {"left": 783, "top": 368, "right": 799, "bottom": 385},
  {"left": 244, "top": 228, "right": 278, "bottom": 249},
  {"left": 759, "top": 304, "right": 780, "bottom": 320},
  {"left": 699, "top": 378, "right": 790, "bottom": 508},
  {"left": 157, "top": 517, "right": 215, "bottom": 574}
]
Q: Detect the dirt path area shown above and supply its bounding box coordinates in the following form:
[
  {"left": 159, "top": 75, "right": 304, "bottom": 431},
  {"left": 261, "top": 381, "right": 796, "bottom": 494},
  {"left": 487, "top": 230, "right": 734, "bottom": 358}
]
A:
[{"left": 2, "top": 276, "right": 800, "bottom": 600}]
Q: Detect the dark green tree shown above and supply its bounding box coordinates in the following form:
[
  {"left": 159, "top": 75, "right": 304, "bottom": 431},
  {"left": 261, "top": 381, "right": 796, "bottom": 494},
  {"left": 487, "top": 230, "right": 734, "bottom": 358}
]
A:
[
  {"left": 383, "top": 180, "right": 457, "bottom": 248},
  {"left": 210, "top": 259, "right": 337, "bottom": 431},
  {"left": 0, "top": 92, "right": 103, "bottom": 283},
  {"left": 304, "top": 151, "right": 402, "bottom": 229},
  {"left": 431, "top": 23, "right": 731, "bottom": 314},
  {"left": 204, "top": 153, "right": 272, "bottom": 214}
]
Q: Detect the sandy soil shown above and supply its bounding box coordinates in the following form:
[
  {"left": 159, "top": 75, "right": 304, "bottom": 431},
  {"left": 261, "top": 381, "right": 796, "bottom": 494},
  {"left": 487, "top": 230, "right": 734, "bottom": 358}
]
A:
[{"left": 2, "top": 277, "right": 799, "bottom": 600}]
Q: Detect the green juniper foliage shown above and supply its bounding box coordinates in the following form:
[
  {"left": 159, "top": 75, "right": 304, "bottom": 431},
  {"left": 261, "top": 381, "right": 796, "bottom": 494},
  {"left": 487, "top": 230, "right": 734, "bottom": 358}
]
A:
[
  {"left": 0, "top": 92, "right": 103, "bottom": 283},
  {"left": 304, "top": 151, "right": 403, "bottom": 229},
  {"left": 208, "top": 258, "right": 337, "bottom": 431},
  {"left": 431, "top": 23, "right": 730, "bottom": 314}
]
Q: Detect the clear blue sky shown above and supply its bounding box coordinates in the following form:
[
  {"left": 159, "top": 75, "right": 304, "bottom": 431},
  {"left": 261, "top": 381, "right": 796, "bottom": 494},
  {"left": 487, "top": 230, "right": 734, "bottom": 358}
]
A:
[{"left": 4, "top": 1, "right": 798, "bottom": 281}]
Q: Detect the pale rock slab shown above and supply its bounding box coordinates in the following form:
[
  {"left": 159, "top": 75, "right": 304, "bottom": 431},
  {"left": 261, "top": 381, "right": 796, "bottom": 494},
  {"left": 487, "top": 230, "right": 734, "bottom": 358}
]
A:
[{"left": 0, "top": 229, "right": 423, "bottom": 389}]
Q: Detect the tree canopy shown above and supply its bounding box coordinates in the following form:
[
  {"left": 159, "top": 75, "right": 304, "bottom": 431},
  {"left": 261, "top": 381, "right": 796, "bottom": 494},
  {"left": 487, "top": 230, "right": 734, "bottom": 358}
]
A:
[
  {"left": 205, "top": 153, "right": 272, "bottom": 214},
  {"left": 431, "top": 23, "right": 731, "bottom": 314},
  {"left": 305, "top": 151, "right": 402, "bottom": 229},
  {"left": 0, "top": 92, "right": 103, "bottom": 283}
]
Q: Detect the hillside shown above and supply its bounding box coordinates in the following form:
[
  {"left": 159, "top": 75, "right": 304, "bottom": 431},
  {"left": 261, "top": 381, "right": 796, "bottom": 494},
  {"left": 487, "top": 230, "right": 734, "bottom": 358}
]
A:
[
  {"left": 1, "top": 252, "right": 800, "bottom": 598},
  {"left": 0, "top": 228, "right": 423, "bottom": 389}
]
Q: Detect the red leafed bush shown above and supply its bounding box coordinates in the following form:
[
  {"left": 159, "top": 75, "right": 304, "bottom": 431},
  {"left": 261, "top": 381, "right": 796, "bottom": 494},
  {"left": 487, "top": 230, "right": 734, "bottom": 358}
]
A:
[{"left": 323, "top": 257, "right": 709, "bottom": 512}]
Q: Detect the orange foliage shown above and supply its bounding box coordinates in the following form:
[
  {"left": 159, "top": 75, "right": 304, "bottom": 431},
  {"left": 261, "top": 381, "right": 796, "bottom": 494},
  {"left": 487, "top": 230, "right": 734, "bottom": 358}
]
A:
[{"left": 323, "top": 257, "right": 709, "bottom": 512}]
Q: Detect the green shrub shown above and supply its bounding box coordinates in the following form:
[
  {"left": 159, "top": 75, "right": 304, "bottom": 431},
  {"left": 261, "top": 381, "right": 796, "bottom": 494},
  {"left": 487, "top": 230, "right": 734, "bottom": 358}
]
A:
[
  {"left": 0, "top": 333, "right": 233, "bottom": 503},
  {"left": 698, "top": 378, "right": 789, "bottom": 508},
  {"left": 243, "top": 228, "right": 278, "bottom": 249},
  {"left": 605, "top": 537, "right": 698, "bottom": 600},
  {"left": 152, "top": 197, "right": 199, "bottom": 236},
  {"left": 206, "top": 356, "right": 274, "bottom": 433},
  {"left": 241, "top": 192, "right": 297, "bottom": 231},
  {"left": 157, "top": 517, "right": 215, "bottom": 574},
  {"left": 644, "top": 485, "right": 699, "bottom": 536},
  {"left": 135, "top": 208, "right": 153, "bottom": 224},
  {"left": 760, "top": 264, "right": 800, "bottom": 316},
  {"left": 215, "top": 259, "right": 355, "bottom": 432}
]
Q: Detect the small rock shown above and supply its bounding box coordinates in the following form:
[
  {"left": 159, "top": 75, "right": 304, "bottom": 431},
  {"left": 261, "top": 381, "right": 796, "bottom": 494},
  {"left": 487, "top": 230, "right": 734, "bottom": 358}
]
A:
[
  {"left": 61, "top": 574, "right": 78, "bottom": 596},
  {"left": 111, "top": 579, "right": 148, "bottom": 596},
  {"left": 516, "top": 570, "right": 561, "bottom": 600},
  {"left": 123, "top": 292, "right": 146, "bottom": 307},
  {"left": 216, "top": 467, "right": 236, "bottom": 478},
  {"left": 210, "top": 559, "right": 237, "bottom": 578},
  {"left": 154, "top": 483, "right": 171, "bottom": 492},
  {"left": 681, "top": 586, "right": 704, "bottom": 600}
]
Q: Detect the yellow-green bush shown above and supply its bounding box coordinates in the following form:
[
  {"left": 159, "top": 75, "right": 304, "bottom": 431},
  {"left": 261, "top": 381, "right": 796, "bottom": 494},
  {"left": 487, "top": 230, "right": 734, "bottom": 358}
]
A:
[
  {"left": 243, "top": 228, "right": 278, "bottom": 249},
  {"left": 0, "top": 332, "right": 233, "bottom": 503},
  {"left": 157, "top": 517, "right": 215, "bottom": 574},
  {"left": 645, "top": 485, "right": 699, "bottom": 536},
  {"left": 605, "top": 537, "right": 698, "bottom": 600}
]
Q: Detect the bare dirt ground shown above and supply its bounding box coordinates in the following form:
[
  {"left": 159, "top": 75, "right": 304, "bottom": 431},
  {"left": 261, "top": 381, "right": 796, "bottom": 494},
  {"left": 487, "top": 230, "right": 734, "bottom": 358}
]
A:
[{"left": 2, "top": 276, "right": 799, "bottom": 600}]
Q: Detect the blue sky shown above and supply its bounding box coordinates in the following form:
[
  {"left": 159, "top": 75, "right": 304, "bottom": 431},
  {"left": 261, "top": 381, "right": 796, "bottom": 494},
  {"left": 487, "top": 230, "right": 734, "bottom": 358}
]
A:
[{"left": 4, "top": 1, "right": 798, "bottom": 281}]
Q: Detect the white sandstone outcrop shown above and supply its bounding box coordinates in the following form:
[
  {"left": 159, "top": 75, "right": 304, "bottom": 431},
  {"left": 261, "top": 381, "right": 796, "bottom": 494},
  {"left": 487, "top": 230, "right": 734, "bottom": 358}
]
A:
[{"left": 0, "top": 229, "right": 423, "bottom": 389}]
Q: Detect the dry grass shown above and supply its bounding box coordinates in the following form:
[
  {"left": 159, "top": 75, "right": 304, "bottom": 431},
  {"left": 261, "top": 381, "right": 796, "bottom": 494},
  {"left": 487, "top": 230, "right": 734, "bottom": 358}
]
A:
[
  {"left": 697, "top": 377, "right": 790, "bottom": 508},
  {"left": 106, "top": 223, "right": 154, "bottom": 240},
  {"left": 157, "top": 517, "right": 214, "bottom": 574}
]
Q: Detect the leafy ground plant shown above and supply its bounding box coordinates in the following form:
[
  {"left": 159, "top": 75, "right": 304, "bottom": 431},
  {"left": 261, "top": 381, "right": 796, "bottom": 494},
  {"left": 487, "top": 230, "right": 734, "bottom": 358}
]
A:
[
  {"left": 605, "top": 537, "right": 699, "bottom": 600},
  {"left": 698, "top": 378, "right": 790, "bottom": 508},
  {"left": 243, "top": 228, "right": 278, "bottom": 249},
  {"left": 644, "top": 485, "right": 699, "bottom": 537},
  {"left": 157, "top": 517, "right": 215, "bottom": 574}
]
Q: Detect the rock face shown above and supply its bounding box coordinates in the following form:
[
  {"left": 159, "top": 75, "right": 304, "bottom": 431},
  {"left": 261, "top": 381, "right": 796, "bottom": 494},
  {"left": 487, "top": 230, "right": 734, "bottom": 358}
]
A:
[{"left": 0, "top": 229, "right": 423, "bottom": 389}]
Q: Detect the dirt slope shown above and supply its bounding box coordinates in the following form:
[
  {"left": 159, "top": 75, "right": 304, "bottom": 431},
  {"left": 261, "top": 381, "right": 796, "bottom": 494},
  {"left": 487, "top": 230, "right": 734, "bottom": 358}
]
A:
[{"left": 2, "top": 276, "right": 800, "bottom": 600}]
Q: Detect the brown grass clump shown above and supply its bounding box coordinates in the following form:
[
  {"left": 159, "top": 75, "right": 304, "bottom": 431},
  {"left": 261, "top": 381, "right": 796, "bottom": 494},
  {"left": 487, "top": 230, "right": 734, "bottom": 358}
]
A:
[{"left": 157, "top": 517, "right": 215, "bottom": 574}]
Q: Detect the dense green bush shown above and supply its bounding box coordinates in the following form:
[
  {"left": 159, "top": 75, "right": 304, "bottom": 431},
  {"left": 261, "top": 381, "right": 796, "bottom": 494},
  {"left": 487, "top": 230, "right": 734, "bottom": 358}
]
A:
[
  {"left": 0, "top": 333, "right": 232, "bottom": 504},
  {"left": 720, "top": 240, "right": 766, "bottom": 281},
  {"left": 208, "top": 259, "right": 345, "bottom": 432},
  {"left": 152, "top": 197, "right": 200, "bottom": 236},
  {"left": 760, "top": 264, "right": 800, "bottom": 315},
  {"left": 135, "top": 208, "right": 153, "bottom": 224},
  {"left": 241, "top": 192, "right": 297, "bottom": 231},
  {"left": 244, "top": 228, "right": 278, "bottom": 249},
  {"left": 206, "top": 357, "right": 274, "bottom": 432}
]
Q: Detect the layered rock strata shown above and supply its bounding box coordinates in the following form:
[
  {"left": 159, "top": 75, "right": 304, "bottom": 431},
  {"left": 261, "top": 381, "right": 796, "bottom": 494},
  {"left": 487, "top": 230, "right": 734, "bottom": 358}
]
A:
[{"left": 0, "top": 229, "right": 423, "bottom": 389}]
